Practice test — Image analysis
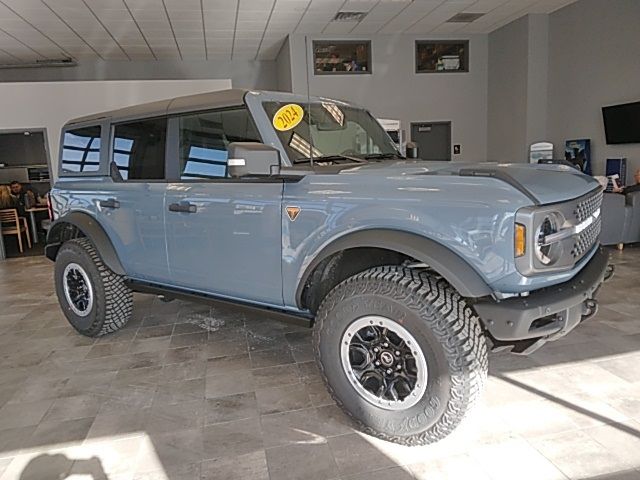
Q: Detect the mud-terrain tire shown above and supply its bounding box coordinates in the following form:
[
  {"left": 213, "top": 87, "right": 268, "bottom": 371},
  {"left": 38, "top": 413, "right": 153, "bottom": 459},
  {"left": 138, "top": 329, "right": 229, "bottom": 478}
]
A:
[
  {"left": 313, "top": 266, "right": 488, "bottom": 446},
  {"left": 54, "top": 237, "right": 133, "bottom": 337}
]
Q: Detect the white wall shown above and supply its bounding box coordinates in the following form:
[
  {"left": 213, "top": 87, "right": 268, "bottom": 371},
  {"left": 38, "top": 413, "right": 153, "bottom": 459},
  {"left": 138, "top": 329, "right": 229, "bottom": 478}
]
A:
[
  {"left": 546, "top": 0, "right": 640, "bottom": 176},
  {"left": 287, "top": 34, "right": 489, "bottom": 162},
  {"left": 276, "top": 38, "right": 293, "bottom": 92},
  {"left": 0, "top": 79, "right": 231, "bottom": 175}
]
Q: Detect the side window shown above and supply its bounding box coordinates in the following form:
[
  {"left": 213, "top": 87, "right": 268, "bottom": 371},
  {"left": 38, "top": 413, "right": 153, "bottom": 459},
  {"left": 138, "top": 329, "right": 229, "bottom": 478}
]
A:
[
  {"left": 178, "top": 108, "right": 260, "bottom": 180},
  {"left": 112, "top": 118, "right": 167, "bottom": 180},
  {"left": 61, "top": 126, "right": 101, "bottom": 173}
]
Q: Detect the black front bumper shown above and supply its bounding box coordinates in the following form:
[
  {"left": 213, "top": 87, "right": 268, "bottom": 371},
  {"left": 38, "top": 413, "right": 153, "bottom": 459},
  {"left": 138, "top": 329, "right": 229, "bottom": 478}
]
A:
[{"left": 474, "top": 248, "right": 611, "bottom": 354}]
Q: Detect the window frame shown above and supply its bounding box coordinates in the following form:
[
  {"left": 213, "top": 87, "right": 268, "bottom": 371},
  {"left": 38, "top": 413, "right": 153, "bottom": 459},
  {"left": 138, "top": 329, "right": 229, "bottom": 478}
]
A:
[
  {"left": 58, "top": 119, "right": 110, "bottom": 177},
  {"left": 165, "top": 106, "right": 268, "bottom": 183},
  {"left": 108, "top": 115, "right": 170, "bottom": 183}
]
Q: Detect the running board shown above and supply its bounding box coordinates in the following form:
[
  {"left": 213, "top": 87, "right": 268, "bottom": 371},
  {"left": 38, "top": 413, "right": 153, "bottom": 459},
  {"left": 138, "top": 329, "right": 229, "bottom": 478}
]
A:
[{"left": 126, "top": 279, "right": 313, "bottom": 328}]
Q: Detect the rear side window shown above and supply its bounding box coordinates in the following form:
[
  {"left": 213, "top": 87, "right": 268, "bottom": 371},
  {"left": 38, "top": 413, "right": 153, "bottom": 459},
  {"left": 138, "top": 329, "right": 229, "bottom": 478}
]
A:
[
  {"left": 178, "top": 108, "right": 260, "bottom": 180},
  {"left": 112, "top": 118, "right": 167, "bottom": 180},
  {"left": 61, "top": 126, "right": 101, "bottom": 173}
]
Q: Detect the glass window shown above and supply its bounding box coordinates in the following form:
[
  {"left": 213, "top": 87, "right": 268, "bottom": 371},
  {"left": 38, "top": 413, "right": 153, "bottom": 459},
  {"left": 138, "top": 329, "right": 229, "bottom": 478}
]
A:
[
  {"left": 416, "top": 41, "right": 469, "bottom": 73},
  {"left": 313, "top": 41, "right": 371, "bottom": 75},
  {"left": 178, "top": 108, "right": 260, "bottom": 180},
  {"left": 61, "top": 126, "right": 101, "bottom": 173},
  {"left": 112, "top": 118, "right": 166, "bottom": 180}
]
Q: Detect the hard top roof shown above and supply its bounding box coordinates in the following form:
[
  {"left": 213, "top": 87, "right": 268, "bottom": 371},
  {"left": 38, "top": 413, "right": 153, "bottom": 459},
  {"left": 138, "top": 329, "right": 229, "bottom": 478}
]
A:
[{"left": 64, "top": 89, "right": 353, "bottom": 127}]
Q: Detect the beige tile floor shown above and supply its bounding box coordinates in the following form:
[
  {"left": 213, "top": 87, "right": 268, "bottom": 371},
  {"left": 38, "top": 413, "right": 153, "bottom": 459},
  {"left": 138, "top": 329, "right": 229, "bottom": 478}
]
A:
[{"left": 0, "top": 248, "right": 639, "bottom": 480}]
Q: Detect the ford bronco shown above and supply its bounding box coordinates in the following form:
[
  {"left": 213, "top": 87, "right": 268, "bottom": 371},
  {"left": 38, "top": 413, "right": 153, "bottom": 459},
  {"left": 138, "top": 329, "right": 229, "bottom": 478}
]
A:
[{"left": 46, "top": 89, "right": 611, "bottom": 445}]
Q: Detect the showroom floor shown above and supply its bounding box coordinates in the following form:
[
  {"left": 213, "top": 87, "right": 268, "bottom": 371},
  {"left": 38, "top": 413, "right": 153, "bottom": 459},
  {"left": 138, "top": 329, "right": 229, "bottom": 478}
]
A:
[{"left": 0, "top": 250, "right": 639, "bottom": 480}]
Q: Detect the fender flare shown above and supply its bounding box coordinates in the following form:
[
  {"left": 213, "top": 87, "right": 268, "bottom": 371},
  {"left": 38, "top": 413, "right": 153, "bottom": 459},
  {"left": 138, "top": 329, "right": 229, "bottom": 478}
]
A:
[
  {"left": 45, "top": 211, "right": 125, "bottom": 276},
  {"left": 295, "top": 229, "right": 493, "bottom": 305}
]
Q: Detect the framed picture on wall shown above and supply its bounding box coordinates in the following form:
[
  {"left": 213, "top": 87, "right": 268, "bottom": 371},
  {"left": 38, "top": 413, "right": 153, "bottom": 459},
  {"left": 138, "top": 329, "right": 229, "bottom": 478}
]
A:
[
  {"left": 313, "top": 40, "right": 371, "bottom": 75},
  {"left": 565, "top": 139, "right": 592, "bottom": 175},
  {"left": 415, "top": 40, "right": 469, "bottom": 73}
]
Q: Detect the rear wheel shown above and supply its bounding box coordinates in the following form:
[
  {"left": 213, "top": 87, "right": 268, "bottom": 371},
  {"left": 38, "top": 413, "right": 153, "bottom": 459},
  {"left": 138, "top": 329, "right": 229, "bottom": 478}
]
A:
[
  {"left": 313, "top": 266, "right": 488, "bottom": 445},
  {"left": 54, "top": 237, "right": 132, "bottom": 337}
]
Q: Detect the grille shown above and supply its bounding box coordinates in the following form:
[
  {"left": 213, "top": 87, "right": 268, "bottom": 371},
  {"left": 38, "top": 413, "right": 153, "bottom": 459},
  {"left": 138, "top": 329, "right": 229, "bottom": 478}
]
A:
[
  {"left": 571, "top": 216, "right": 601, "bottom": 259},
  {"left": 574, "top": 190, "right": 603, "bottom": 223}
]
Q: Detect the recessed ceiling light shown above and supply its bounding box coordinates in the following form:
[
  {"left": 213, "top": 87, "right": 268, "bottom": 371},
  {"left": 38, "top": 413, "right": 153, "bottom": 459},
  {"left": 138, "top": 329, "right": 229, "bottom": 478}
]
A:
[{"left": 446, "top": 12, "right": 485, "bottom": 23}]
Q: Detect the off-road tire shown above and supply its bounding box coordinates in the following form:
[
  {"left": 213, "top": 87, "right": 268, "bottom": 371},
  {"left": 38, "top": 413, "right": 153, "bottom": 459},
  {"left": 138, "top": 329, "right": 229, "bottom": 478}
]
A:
[
  {"left": 313, "top": 266, "right": 488, "bottom": 446},
  {"left": 54, "top": 237, "right": 133, "bottom": 337}
]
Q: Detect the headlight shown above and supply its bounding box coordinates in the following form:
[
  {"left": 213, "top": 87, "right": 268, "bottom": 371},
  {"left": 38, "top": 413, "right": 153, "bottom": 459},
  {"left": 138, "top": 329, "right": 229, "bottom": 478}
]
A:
[{"left": 534, "top": 214, "right": 562, "bottom": 265}]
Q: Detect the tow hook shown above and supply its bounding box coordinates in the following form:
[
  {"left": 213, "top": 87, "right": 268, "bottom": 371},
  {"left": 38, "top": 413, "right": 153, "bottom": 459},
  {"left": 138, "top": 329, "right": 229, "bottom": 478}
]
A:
[
  {"left": 581, "top": 298, "right": 598, "bottom": 322},
  {"left": 604, "top": 264, "right": 615, "bottom": 282}
]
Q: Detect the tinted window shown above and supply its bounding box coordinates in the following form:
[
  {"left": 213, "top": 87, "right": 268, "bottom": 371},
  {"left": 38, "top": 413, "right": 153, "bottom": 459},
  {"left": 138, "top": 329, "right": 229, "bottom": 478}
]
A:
[
  {"left": 61, "top": 126, "right": 101, "bottom": 173},
  {"left": 178, "top": 109, "right": 260, "bottom": 180},
  {"left": 112, "top": 118, "right": 166, "bottom": 180}
]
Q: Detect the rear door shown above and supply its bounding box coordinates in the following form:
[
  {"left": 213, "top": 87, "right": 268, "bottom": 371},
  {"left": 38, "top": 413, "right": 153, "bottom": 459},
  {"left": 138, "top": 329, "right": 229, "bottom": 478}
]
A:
[
  {"left": 95, "top": 117, "right": 169, "bottom": 282},
  {"left": 164, "top": 107, "right": 283, "bottom": 305}
]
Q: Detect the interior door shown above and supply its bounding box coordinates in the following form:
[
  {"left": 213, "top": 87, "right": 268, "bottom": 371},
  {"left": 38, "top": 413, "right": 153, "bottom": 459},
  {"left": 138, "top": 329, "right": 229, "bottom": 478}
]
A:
[
  {"left": 411, "top": 122, "right": 451, "bottom": 160},
  {"left": 163, "top": 107, "right": 284, "bottom": 305}
]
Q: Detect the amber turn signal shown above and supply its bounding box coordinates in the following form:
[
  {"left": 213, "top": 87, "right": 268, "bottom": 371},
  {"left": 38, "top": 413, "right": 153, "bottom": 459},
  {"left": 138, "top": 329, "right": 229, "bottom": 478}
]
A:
[{"left": 515, "top": 223, "right": 526, "bottom": 257}]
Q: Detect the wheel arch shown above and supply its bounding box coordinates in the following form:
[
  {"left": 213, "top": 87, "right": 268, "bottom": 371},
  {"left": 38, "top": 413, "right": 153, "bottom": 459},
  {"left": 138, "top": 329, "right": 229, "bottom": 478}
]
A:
[
  {"left": 45, "top": 211, "right": 125, "bottom": 276},
  {"left": 296, "top": 229, "right": 493, "bottom": 312}
]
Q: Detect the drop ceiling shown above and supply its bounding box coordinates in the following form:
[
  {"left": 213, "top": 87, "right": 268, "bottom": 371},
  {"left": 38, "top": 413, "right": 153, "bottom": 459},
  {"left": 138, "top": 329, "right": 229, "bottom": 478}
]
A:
[{"left": 0, "top": 0, "right": 578, "bottom": 64}]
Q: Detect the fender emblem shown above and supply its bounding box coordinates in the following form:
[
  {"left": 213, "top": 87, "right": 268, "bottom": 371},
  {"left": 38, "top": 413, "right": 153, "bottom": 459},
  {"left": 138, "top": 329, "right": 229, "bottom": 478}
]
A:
[{"left": 286, "top": 206, "right": 301, "bottom": 221}]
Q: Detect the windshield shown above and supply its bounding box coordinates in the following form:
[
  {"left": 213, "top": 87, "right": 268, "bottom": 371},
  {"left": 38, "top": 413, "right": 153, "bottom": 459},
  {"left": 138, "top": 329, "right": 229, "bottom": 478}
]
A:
[{"left": 263, "top": 101, "right": 400, "bottom": 164}]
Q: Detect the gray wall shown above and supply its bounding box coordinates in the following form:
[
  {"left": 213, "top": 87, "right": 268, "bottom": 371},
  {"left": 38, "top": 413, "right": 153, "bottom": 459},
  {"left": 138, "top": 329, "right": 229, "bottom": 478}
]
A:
[
  {"left": 546, "top": 0, "right": 640, "bottom": 176},
  {"left": 287, "top": 33, "right": 489, "bottom": 162},
  {"left": 487, "top": 16, "right": 529, "bottom": 163},
  {"left": 0, "top": 59, "right": 278, "bottom": 90},
  {"left": 276, "top": 37, "right": 292, "bottom": 92}
]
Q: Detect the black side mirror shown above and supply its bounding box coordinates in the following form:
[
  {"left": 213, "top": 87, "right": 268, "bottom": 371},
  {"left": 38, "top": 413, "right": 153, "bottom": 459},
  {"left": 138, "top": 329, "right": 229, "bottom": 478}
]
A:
[
  {"left": 406, "top": 142, "right": 419, "bottom": 159},
  {"left": 227, "top": 142, "right": 281, "bottom": 178}
]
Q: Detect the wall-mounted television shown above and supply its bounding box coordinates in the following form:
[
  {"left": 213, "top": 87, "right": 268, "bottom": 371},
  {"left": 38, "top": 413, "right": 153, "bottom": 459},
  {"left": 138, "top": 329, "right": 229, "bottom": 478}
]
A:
[{"left": 602, "top": 101, "right": 640, "bottom": 144}]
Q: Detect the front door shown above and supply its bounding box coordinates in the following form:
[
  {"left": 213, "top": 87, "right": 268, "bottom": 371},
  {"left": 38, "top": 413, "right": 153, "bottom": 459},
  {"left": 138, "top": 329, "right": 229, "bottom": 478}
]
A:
[
  {"left": 163, "top": 108, "right": 284, "bottom": 305},
  {"left": 411, "top": 122, "right": 451, "bottom": 161}
]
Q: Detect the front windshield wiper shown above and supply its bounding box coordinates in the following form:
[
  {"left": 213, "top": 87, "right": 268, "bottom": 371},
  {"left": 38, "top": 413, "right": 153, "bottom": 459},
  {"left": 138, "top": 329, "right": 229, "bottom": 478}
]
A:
[
  {"left": 362, "top": 153, "right": 405, "bottom": 160},
  {"left": 295, "top": 154, "right": 366, "bottom": 164}
]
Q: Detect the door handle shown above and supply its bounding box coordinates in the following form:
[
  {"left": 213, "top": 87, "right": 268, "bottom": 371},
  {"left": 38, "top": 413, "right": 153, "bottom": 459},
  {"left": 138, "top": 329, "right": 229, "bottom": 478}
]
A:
[
  {"left": 99, "top": 198, "right": 120, "bottom": 209},
  {"left": 169, "top": 202, "right": 197, "bottom": 214}
]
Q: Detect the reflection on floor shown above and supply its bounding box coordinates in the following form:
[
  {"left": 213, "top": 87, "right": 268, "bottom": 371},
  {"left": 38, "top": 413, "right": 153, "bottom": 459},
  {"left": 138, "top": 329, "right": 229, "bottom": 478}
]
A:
[{"left": 0, "top": 248, "right": 639, "bottom": 480}]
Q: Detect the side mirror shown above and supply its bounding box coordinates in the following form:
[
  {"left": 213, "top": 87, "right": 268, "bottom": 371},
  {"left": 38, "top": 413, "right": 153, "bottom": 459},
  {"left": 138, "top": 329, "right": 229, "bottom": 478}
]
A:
[
  {"left": 406, "top": 142, "right": 419, "bottom": 159},
  {"left": 227, "top": 142, "right": 281, "bottom": 178}
]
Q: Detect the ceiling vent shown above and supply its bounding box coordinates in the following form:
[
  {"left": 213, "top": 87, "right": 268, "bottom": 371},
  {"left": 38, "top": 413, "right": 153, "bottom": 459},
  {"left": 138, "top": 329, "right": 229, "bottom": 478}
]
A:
[
  {"left": 332, "top": 11, "right": 368, "bottom": 22},
  {"left": 446, "top": 12, "right": 485, "bottom": 23},
  {"left": 0, "top": 58, "right": 77, "bottom": 69}
]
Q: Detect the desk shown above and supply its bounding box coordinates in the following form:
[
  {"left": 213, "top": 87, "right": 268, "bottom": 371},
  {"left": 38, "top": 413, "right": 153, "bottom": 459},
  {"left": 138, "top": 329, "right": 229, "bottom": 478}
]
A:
[{"left": 25, "top": 206, "right": 48, "bottom": 244}]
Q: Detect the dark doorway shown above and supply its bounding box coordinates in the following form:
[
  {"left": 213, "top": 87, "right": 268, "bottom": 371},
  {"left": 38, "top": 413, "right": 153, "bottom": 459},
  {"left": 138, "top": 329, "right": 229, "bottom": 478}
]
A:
[{"left": 410, "top": 122, "right": 451, "bottom": 161}]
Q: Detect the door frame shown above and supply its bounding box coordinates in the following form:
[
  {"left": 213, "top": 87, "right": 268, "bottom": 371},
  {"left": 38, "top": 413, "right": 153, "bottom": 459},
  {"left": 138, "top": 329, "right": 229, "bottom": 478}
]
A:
[{"left": 410, "top": 121, "right": 452, "bottom": 161}]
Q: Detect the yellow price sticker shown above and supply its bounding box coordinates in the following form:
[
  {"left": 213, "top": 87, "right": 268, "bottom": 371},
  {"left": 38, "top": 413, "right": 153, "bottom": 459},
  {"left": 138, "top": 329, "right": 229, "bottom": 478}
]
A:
[{"left": 272, "top": 103, "right": 304, "bottom": 132}]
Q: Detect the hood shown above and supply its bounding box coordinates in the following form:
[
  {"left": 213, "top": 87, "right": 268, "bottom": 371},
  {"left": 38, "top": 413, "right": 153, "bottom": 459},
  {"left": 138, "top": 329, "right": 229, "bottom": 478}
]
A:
[{"left": 337, "top": 161, "right": 600, "bottom": 205}]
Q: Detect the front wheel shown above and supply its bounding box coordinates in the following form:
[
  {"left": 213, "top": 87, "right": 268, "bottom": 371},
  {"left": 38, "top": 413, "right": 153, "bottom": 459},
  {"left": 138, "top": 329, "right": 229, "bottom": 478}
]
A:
[
  {"left": 313, "top": 266, "right": 488, "bottom": 445},
  {"left": 54, "top": 237, "right": 133, "bottom": 337}
]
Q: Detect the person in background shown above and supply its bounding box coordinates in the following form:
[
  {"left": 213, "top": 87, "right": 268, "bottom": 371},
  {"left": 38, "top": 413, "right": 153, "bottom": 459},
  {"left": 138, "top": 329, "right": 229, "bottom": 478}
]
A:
[
  {"left": 9, "top": 180, "right": 37, "bottom": 214},
  {"left": 613, "top": 168, "right": 640, "bottom": 194},
  {"left": 0, "top": 184, "right": 14, "bottom": 209}
]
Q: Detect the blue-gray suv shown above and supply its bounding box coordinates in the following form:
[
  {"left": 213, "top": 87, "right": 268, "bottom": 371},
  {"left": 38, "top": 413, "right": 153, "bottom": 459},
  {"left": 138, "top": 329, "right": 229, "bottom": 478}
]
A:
[{"left": 46, "top": 89, "right": 611, "bottom": 445}]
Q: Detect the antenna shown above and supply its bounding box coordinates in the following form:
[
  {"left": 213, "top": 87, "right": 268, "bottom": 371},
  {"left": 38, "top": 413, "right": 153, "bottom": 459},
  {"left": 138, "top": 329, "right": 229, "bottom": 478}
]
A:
[{"left": 304, "top": 35, "right": 314, "bottom": 167}]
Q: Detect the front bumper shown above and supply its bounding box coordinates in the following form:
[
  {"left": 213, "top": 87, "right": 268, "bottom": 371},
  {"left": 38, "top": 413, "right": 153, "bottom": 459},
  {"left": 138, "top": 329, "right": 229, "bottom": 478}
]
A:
[{"left": 474, "top": 247, "right": 611, "bottom": 354}]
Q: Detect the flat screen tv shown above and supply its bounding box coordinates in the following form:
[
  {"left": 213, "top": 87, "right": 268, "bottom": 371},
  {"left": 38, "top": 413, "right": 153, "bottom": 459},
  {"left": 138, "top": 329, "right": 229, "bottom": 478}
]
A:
[{"left": 602, "top": 101, "right": 640, "bottom": 144}]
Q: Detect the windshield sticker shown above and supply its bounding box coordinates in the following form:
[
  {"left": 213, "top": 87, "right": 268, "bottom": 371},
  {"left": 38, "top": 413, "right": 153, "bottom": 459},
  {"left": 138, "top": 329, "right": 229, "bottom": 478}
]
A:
[
  {"left": 321, "top": 102, "right": 344, "bottom": 126},
  {"left": 273, "top": 103, "right": 304, "bottom": 131},
  {"left": 289, "top": 132, "right": 322, "bottom": 158}
]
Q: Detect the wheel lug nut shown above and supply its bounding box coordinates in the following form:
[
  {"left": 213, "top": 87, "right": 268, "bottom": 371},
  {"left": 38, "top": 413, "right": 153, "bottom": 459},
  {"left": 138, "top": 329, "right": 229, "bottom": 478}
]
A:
[
  {"left": 373, "top": 347, "right": 379, "bottom": 353},
  {"left": 396, "top": 364, "right": 402, "bottom": 370},
  {"left": 386, "top": 369, "right": 392, "bottom": 374},
  {"left": 375, "top": 361, "right": 380, "bottom": 366},
  {"left": 395, "top": 351, "right": 400, "bottom": 356},
  {"left": 383, "top": 342, "right": 388, "bottom": 347}
]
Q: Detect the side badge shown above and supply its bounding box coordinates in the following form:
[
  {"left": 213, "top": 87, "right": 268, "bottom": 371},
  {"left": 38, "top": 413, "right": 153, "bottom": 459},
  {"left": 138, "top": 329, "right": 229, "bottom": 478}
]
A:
[{"left": 286, "top": 206, "right": 301, "bottom": 222}]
